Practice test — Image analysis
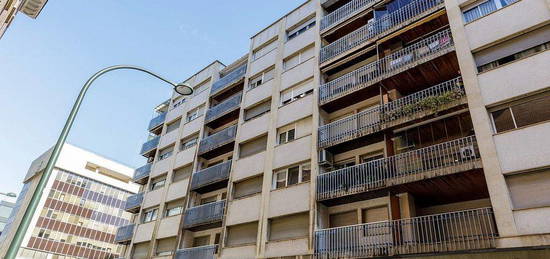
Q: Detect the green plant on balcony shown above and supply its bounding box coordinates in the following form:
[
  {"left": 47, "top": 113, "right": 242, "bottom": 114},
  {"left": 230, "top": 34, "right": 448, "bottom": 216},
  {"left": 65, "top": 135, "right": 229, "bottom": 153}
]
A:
[{"left": 382, "top": 84, "right": 465, "bottom": 121}]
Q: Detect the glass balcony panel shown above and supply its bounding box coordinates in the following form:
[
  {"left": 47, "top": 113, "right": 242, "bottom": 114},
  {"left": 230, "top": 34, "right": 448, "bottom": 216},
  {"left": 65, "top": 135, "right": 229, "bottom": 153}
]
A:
[
  {"left": 175, "top": 245, "right": 218, "bottom": 259},
  {"left": 140, "top": 135, "right": 161, "bottom": 155},
  {"left": 211, "top": 64, "right": 247, "bottom": 96},
  {"left": 183, "top": 200, "right": 226, "bottom": 228},
  {"left": 115, "top": 224, "right": 135, "bottom": 243},
  {"left": 190, "top": 160, "right": 232, "bottom": 191},
  {"left": 198, "top": 125, "right": 237, "bottom": 155},
  {"left": 205, "top": 93, "right": 242, "bottom": 123}
]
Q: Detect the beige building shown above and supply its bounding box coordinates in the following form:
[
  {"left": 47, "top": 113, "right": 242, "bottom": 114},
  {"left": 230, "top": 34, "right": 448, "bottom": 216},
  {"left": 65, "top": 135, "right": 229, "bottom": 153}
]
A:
[
  {"left": 117, "top": 0, "right": 550, "bottom": 258},
  {"left": 0, "top": 0, "right": 47, "bottom": 39},
  {"left": 0, "top": 144, "right": 139, "bottom": 258}
]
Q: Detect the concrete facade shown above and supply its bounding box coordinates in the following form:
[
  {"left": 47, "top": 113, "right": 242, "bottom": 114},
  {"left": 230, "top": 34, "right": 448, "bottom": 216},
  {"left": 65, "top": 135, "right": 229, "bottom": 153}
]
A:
[
  {"left": 119, "top": 0, "right": 550, "bottom": 258},
  {"left": 0, "top": 0, "right": 47, "bottom": 39}
]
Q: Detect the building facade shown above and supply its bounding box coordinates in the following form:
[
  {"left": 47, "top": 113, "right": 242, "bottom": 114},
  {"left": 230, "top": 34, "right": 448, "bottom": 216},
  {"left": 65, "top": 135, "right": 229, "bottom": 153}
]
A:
[
  {"left": 0, "top": 0, "right": 48, "bottom": 39},
  {"left": 0, "top": 144, "right": 139, "bottom": 258},
  {"left": 118, "top": 0, "right": 550, "bottom": 258},
  {"left": 0, "top": 196, "right": 16, "bottom": 236}
]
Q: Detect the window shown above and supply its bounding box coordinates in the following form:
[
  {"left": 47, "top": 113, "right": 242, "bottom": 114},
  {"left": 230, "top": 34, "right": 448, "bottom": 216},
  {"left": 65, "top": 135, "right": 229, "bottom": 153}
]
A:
[
  {"left": 158, "top": 146, "right": 174, "bottom": 161},
  {"left": 156, "top": 237, "right": 176, "bottom": 256},
  {"left": 252, "top": 39, "right": 278, "bottom": 60},
  {"left": 269, "top": 213, "right": 309, "bottom": 241},
  {"left": 193, "top": 80, "right": 210, "bottom": 96},
  {"left": 272, "top": 163, "right": 311, "bottom": 190},
  {"left": 278, "top": 128, "right": 295, "bottom": 145},
  {"left": 233, "top": 176, "right": 263, "bottom": 199},
  {"left": 200, "top": 196, "right": 217, "bottom": 205},
  {"left": 478, "top": 42, "right": 550, "bottom": 72},
  {"left": 507, "top": 169, "right": 550, "bottom": 209},
  {"left": 239, "top": 135, "right": 267, "bottom": 158},
  {"left": 462, "top": 0, "right": 517, "bottom": 23},
  {"left": 150, "top": 176, "right": 166, "bottom": 191},
  {"left": 165, "top": 118, "right": 181, "bottom": 133},
  {"left": 172, "top": 97, "right": 186, "bottom": 109},
  {"left": 283, "top": 46, "right": 314, "bottom": 70},
  {"left": 244, "top": 99, "right": 271, "bottom": 121},
  {"left": 491, "top": 94, "right": 550, "bottom": 133},
  {"left": 287, "top": 17, "right": 316, "bottom": 41},
  {"left": 180, "top": 135, "right": 198, "bottom": 150},
  {"left": 143, "top": 208, "right": 158, "bottom": 223},
  {"left": 248, "top": 68, "right": 275, "bottom": 90},
  {"left": 330, "top": 211, "right": 358, "bottom": 228},
  {"left": 226, "top": 222, "right": 258, "bottom": 246},
  {"left": 165, "top": 200, "right": 185, "bottom": 217},
  {"left": 132, "top": 242, "right": 150, "bottom": 259},
  {"left": 187, "top": 105, "right": 205, "bottom": 122},
  {"left": 193, "top": 236, "right": 210, "bottom": 247},
  {"left": 280, "top": 80, "right": 314, "bottom": 106}
]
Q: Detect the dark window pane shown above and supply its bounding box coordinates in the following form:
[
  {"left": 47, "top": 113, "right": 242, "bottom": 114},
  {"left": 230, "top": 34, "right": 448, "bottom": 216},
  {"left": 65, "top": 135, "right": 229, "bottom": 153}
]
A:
[
  {"left": 492, "top": 108, "right": 516, "bottom": 132},
  {"left": 287, "top": 167, "right": 299, "bottom": 185},
  {"left": 418, "top": 124, "right": 434, "bottom": 147},
  {"left": 445, "top": 116, "right": 462, "bottom": 138},
  {"left": 432, "top": 119, "right": 447, "bottom": 142},
  {"left": 458, "top": 113, "right": 475, "bottom": 136},
  {"left": 512, "top": 95, "right": 550, "bottom": 128},
  {"left": 287, "top": 129, "right": 295, "bottom": 141}
]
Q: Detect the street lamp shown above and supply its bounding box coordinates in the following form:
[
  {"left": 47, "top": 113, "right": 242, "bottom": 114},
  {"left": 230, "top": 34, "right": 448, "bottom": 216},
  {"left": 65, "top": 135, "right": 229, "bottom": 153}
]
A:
[{"left": 4, "top": 65, "right": 193, "bottom": 259}]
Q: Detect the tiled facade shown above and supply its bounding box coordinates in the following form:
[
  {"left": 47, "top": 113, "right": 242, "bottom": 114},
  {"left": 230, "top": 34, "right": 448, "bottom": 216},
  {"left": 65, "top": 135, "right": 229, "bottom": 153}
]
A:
[{"left": 120, "top": 0, "right": 550, "bottom": 258}]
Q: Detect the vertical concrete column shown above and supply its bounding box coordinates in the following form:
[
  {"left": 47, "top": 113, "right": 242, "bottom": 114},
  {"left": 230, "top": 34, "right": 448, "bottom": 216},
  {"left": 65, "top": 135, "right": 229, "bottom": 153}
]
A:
[{"left": 444, "top": 0, "right": 518, "bottom": 238}]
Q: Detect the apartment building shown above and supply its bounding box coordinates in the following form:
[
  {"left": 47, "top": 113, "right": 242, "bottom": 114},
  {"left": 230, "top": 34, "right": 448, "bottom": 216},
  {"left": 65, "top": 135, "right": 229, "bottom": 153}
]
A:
[
  {"left": 118, "top": 0, "right": 550, "bottom": 258},
  {"left": 0, "top": 144, "right": 139, "bottom": 258},
  {"left": 0, "top": 0, "right": 48, "bottom": 39},
  {"left": 0, "top": 195, "right": 16, "bottom": 236}
]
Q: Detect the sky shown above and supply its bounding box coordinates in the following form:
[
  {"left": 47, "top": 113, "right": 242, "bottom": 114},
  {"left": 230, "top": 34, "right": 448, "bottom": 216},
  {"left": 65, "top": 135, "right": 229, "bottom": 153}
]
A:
[{"left": 0, "top": 0, "right": 304, "bottom": 194}]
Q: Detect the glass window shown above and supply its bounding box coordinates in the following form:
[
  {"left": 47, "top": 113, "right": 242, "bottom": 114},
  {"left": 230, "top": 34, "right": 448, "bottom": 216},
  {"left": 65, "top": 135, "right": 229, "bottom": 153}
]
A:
[
  {"left": 491, "top": 94, "right": 550, "bottom": 133},
  {"left": 180, "top": 135, "right": 198, "bottom": 151},
  {"left": 283, "top": 46, "right": 314, "bottom": 70},
  {"left": 252, "top": 40, "right": 278, "bottom": 60},
  {"left": 272, "top": 163, "right": 311, "bottom": 190},
  {"left": 280, "top": 79, "right": 314, "bottom": 106},
  {"left": 165, "top": 118, "right": 181, "bottom": 133},
  {"left": 287, "top": 18, "right": 316, "bottom": 41},
  {"left": 278, "top": 128, "right": 296, "bottom": 144},
  {"left": 143, "top": 208, "right": 158, "bottom": 223},
  {"left": 186, "top": 105, "right": 205, "bottom": 122},
  {"left": 150, "top": 177, "right": 166, "bottom": 191},
  {"left": 248, "top": 68, "right": 275, "bottom": 90}
]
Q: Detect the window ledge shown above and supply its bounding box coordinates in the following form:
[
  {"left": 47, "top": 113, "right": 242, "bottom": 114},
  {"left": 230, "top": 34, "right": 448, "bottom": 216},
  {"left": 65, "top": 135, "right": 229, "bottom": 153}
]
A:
[
  {"left": 512, "top": 205, "right": 550, "bottom": 212},
  {"left": 275, "top": 134, "right": 311, "bottom": 148},
  {"left": 267, "top": 236, "right": 309, "bottom": 244},
  {"left": 232, "top": 192, "right": 262, "bottom": 201},
  {"left": 478, "top": 48, "right": 549, "bottom": 75},
  {"left": 493, "top": 119, "right": 550, "bottom": 136},
  {"left": 271, "top": 181, "right": 310, "bottom": 193},
  {"left": 279, "top": 92, "right": 314, "bottom": 108}
]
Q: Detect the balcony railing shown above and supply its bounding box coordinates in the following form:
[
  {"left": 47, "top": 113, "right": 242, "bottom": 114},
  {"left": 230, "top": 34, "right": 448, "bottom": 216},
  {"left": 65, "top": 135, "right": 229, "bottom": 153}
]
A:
[
  {"left": 315, "top": 207, "right": 497, "bottom": 258},
  {"left": 320, "top": 0, "right": 445, "bottom": 63},
  {"left": 191, "top": 160, "right": 232, "bottom": 191},
  {"left": 210, "top": 64, "right": 247, "bottom": 96},
  {"left": 318, "top": 77, "right": 464, "bottom": 148},
  {"left": 114, "top": 224, "right": 135, "bottom": 243},
  {"left": 205, "top": 93, "right": 242, "bottom": 123},
  {"left": 140, "top": 135, "right": 160, "bottom": 155},
  {"left": 148, "top": 112, "right": 166, "bottom": 131},
  {"left": 175, "top": 245, "right": 218, "bottom": 259},
  {"left": 198, "top": 125, "right": 238, "bottom": 155},
  {"left": 317, "top": 136, "right": 479, "bottom": 201},
  {"left": 321, "top": 0, "right": 377, "bottom": 31},
  {"left": 320, "top": 28, "right": 454, "bottom": 105},
  {"left": 133, "top": 163, "right": 152, "bottom": 183},
  {"left": 124, "top": 192, "right": 144, "bottom": 212},
  {"left": 183, "top": 200, "right": 226, "bottom": 228}
]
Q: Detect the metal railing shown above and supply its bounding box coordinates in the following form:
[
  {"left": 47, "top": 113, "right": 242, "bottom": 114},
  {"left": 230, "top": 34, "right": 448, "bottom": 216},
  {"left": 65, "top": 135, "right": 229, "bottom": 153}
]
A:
[
  {"left": 191, "top": 160, "right": 232, "bottom": 191},
  {"left": 183, "top": 200, "right": 226, "bottom": 228},
  {"left": 124, "top": 192, "right": 144, "bottom": 212},
  {"left": 318, "top": 77, "right": 464, "bottom": 148},
  {"left": 198, "top": 125, "right": 238, "bottom": 155},
  {"left": 320, "top": 0, "right": 445, "bottom": 63},
  {"left": 315, "top": 207, "right": 497, "bottom": 258},
  {"left": 321, "top": 0, "right": 377, "bottom": 31},
  {"left": 319, "top": 28, "right": 454, "bottom": 104},
  {"left": 205, "top": 93, "right": 242, "bottom": 123},
  {"left": 317, "top": 136, "right": 479, "bottom": 201},
  {"left": 211, "top": 64, "right": 247, "bottom": 96},
  {"left": 114, "top": 224, "right": 135, "bottom": 243},
  {"left": 132, "top": 163, "right": 152, "bottom": 182},
  {"left": 175, "top": 245, "right": 218, "bottom": 259},
  {"left": 140, "top": 135, "right": 160, "bottom": 155},
  {"left": 148, "top": 112, "right": 166, "bottom": 131}
]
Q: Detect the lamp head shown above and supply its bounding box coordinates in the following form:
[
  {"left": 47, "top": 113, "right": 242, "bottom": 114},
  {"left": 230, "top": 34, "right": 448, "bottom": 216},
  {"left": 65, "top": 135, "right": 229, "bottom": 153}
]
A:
[{"left": 174, "top": 82, "right": 193, "bottom": 96}]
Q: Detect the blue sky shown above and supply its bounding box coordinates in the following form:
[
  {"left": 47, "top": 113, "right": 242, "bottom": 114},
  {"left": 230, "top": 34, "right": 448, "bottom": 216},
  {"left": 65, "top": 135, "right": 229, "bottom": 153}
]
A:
[{"left": 0, "top": 0, "right": 304, "bottom": 194}]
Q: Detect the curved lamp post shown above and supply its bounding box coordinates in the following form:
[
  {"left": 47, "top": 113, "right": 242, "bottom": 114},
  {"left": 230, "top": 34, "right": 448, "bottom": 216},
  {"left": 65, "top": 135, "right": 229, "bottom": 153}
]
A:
[{"left": 4, "top": 65, "right": 193, "bottom": 259}]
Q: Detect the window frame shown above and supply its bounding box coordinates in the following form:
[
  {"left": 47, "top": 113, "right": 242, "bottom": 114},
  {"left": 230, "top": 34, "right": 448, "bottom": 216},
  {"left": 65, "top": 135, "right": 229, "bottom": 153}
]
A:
[
  {"left": 248, "top": 68, "right": 275, "bottom": 90},
  {"left": 150, "top": 177, "right": 167, "bottom": 191},
  {"left": 142, "top": 207, "right": 159, "bottom": 223},
  {"left": 489, "top": 92, "right": 550, "bottom": 133},
  {"left": 278, "top": 128, "right": 296, "bottom": 145},
  {"left": 286, "top": 17, "right": 316, "bottom": 41},
  {"left": 186, "top": 105, "right": 205, "bottom": 122},
  {"left": 280, "top": 80, "right": 314, "bottom": 106},
  {"left": 283, "top": 45, "right": 315, "bottom": 71},
  {"left": 272, "top": 162, "right": 311, "bottom": 190}
]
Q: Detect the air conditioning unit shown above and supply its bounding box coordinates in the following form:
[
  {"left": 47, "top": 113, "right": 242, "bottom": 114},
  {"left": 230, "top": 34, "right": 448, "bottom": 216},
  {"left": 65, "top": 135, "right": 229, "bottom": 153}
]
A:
[
  {"left": 319, "top": 150, "right": 334, "bottom": 167},
  {"left": 460, "top": 145, "right": 476, "bottom": 159}
]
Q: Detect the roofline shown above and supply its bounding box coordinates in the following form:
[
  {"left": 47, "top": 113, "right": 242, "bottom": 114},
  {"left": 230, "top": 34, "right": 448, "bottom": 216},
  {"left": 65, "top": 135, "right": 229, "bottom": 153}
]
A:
[{"left": 250, "top": 0, "right": 312, "bottom": 39}]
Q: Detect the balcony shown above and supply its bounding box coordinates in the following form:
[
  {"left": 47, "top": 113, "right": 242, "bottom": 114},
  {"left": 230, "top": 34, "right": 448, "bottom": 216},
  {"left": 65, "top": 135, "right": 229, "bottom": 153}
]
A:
[
  {"left": 140, "top": 135, "right": 160, "bottom": 157},
  {"left": 132, "top": 163, "right": 152, "bottom": 184},
  {"left": 198, "top": 125, "right": 238, "bottom": 158},
  {"left": 315, "top": 207, "right": 497, "bottom": 258},
  {"left": 320, "top": 0, "right": 445, "bottom": 64},
  {"left": 320, "top": 29, "right": 454, "bottom": 106},
  {"left": 320, "top": 0, "right": 377, "bottom": 32},
  {"left": 317, "top": 136, "right": 481, "bottom": 202},
  {"left": 124, "top": 192, "right": 144, "bottom": 213},
  {"left": 318, "top": 77, "right": 465, "bottom": 148},
  {"left": 148, "top": 112, "right": 166, "bottom": 132},
  {"left": 114, "top": 224, "right": 135, "bottom": 244},
  {"left": 204, "top": 93, "right": 242, "bottom": 127},
  {"left": 210, "top": 64, "right": 247, "bottom": 97},
  {"left": 190, "top": 160, "right": 232, "bottom": 193},
  {"left": 175, "top": 245, "right": 218, "bottom": 259},
  {"left": 183, "top": 200, "right": 226, "bottom": 230}
]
